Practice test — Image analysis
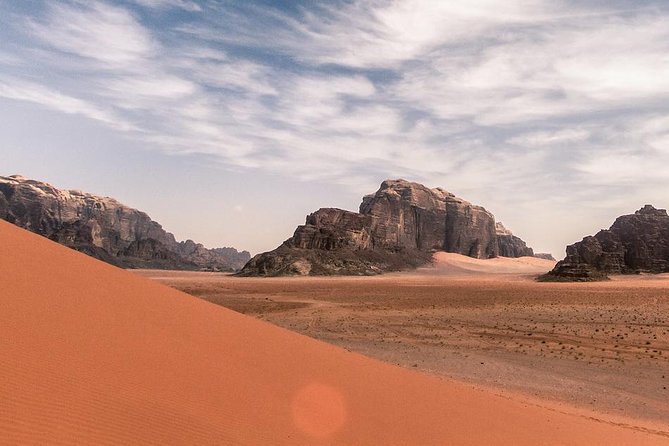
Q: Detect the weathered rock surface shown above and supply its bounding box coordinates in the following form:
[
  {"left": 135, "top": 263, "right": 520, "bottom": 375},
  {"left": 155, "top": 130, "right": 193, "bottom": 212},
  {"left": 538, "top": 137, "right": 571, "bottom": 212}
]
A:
[
  {"left": 240, "top": 179, "right": 536, "bottom": 276},
  {"left": 544, "top": 205, "right": 669, "bottom": 281},
  {"left": 0, "top": 175, "right": 250, "bottom": 271},
  {"left": 495, "top": 222, "right": 535, "bottom": 258}
]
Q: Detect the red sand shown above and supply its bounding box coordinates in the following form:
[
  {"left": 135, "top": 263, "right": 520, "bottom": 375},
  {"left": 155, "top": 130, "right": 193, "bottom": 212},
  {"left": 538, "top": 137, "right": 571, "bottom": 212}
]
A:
[{"left": 1, "top": 220, "right": 667, "bottom": 445}]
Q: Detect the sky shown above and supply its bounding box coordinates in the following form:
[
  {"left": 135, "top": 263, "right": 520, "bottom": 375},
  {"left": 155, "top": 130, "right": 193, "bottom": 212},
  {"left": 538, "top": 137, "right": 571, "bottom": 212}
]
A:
[{"left": 1, "top": 0, "right": 669, "bottom": 257}]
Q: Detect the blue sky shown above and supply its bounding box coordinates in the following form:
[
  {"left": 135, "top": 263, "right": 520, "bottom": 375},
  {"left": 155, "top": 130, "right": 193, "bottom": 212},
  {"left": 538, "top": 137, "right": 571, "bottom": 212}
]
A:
[{"left": 2, "top": 0, "right": 669, "bottom": 256}]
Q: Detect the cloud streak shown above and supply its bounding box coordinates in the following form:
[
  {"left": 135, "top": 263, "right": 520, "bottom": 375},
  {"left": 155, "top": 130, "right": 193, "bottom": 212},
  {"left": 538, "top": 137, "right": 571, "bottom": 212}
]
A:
[{"left": 27, "top": 1, "right": 155, "bottom": 66}]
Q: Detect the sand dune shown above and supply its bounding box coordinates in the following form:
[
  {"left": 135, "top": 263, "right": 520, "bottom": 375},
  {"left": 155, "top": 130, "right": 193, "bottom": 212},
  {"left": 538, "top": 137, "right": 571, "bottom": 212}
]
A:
[
  {"left": 1, "top": 221, "right": 667, "bottom": 445},
  {"left": 423, "top": 252, "right": 556, "bottom": 276}
]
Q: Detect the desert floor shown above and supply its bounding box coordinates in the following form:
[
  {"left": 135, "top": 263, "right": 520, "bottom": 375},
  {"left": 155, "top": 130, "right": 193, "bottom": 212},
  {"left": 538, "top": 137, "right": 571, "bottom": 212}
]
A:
[{"left": 137, "top": 253, "right": 669, "bottom": 432}]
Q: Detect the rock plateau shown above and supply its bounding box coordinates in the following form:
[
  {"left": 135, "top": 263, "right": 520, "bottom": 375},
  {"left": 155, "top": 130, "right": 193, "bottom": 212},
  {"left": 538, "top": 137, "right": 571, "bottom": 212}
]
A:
[
  {"left": 0, "top": 175, "right": 250, "bottom": 271},
  {"left": 240, "top": 179, "right": 538, "bottom": 276}
]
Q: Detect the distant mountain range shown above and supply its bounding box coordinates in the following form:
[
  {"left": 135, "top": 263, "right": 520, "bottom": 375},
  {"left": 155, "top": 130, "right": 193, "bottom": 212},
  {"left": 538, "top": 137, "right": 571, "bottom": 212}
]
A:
[
  {"left": 0, "top": 175, "right": 250, "bottom": 271},
  {"left": 240, "top": 179, "right": 552, "bottom": 276}
]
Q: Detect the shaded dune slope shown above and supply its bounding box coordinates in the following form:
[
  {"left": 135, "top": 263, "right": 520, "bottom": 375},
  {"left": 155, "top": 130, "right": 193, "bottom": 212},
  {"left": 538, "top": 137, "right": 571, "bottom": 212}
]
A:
[{"left": 0, "top": 221, "right": 666, "bottom": 445}]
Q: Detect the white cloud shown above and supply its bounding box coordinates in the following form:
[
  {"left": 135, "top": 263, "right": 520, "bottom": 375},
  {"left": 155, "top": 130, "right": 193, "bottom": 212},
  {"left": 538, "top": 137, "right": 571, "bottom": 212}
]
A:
[
  {"left": 105, "top": 75, "right": 197, "bottom": 100},
  {"left": 203, "top": 0, "right": 556, "bottom": 69},
  {"left": 133, "top": 0, "right": 201, "bottom": 12},
  {"left": 576, "top": 149, "right": 669, "bottom": 187},
  {"left": 393, "top": 16, "right": 669, "bottom": 126},
  {"left": 0, "top": 77, "right": 133, "bottom": 130},
  {"left": 178, "top": 57, "right": 277, "bottom": 96},
  {"left": 27, "top": 1, "right": 154, "bottom": 66},
  {"left": 507, "top": 128, "right": 590, "bottom": 147},
  {"left": 641, "top": 117, "right": 669, "bottom": 153}
]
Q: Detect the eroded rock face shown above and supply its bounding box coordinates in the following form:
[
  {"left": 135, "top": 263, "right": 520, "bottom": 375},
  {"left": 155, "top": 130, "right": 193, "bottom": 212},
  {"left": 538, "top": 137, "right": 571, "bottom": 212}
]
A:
[
  {"left": 239, "top": 179, "right": 535, "bottom": 276},
  {"left": 360, "top": 180, "right": 452, "bottom": 252},
  {"left": 544, "top": 205, "right": 669, "bottom": 281},
  {"left": 0, "top": 175, "right": 250, "bottom": 271},
  {"left": 496, "top": 222, "right": 535, "bottom": 258},
  {"left": 291, "top": 208, "right": 374, "bottom": 251}
]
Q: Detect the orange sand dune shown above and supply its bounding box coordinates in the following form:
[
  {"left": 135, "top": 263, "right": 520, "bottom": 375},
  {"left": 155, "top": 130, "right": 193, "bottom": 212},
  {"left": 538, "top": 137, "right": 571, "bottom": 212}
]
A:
[{"left": 1, "top": 220, "right": 666, "bottom": 445}]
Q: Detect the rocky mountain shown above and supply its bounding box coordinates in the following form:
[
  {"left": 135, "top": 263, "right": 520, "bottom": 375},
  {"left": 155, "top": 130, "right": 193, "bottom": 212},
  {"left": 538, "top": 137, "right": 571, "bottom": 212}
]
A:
[
  {"left": 543, "top": 205, "right": 669, "bottom": 281},
  {"left": 0, "top": 175, "right": 250, "bottom": 271},
  {"left": 240, "top": 179, "right": 537, "bottom": 276}
]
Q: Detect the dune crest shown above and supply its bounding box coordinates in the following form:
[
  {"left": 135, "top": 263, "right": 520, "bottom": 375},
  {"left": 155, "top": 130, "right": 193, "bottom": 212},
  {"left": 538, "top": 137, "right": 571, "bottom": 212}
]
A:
[{"left": 1, "top": 221, "right": 666, "bottom": 445}]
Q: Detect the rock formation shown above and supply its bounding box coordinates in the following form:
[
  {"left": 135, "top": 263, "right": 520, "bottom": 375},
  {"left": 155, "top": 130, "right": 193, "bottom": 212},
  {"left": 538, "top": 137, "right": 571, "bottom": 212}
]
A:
[
  {"left": 533, "top": 253, "right": 556, "bottom": 261},
  {"left": 0, "top": 175, "right": 250, "bottom": 271},
  {"left": 543, "top": 205, "right": 669, "bottom": 281},
  {"left": 495, "top": 222, "right": 535, "bottom": 258},
  {"left": 240, "top": 179, "right": 536, "bottom": 276}
]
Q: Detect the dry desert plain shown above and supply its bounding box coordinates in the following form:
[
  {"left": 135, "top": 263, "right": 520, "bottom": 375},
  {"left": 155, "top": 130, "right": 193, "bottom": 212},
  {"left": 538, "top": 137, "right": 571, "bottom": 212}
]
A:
[
  {"left": 2, "top": 219, "right": 669, "bottom": 445},
  {"left": 137, "top": 253, "right": 669, "bottom": 437}
]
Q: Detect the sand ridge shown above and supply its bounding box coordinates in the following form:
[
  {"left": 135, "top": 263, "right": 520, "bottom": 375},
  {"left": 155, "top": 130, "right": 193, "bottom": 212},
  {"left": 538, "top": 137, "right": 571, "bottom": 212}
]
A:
[{"left": 2, "top": 220, "right": 668, "bottom": 445}]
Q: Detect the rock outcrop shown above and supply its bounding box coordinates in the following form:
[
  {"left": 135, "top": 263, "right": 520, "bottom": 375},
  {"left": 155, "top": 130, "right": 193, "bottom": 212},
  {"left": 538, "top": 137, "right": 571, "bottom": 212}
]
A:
[
  {"left": 0, "top": 175, "right": 250, "bottom": 271},
  {"left": 533, "top": 253, "right": 556, "bottom": 261},
  {"left": 495, "top": 222, "right": 535, "bottom": 258},
  {"left": 543, "top": 205, "right": 669, "bottom": 281},
  {"left": 240, "top": 179, "right": 536, "bottom": 276}
]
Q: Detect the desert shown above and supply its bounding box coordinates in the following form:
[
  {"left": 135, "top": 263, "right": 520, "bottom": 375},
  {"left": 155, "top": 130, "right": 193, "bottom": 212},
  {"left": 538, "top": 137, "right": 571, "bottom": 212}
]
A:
[
  {"left": 2, "top": 217, "right": 669, "bottom": 445},
  {"left": 4, "top": 178, "right": 669, "bottom": 445},
  {"left": 4, "top": 1, "right": 669, "bottom": 444},
  {"left": 137, "top": 253, "right": 669, "bottom": 434}
]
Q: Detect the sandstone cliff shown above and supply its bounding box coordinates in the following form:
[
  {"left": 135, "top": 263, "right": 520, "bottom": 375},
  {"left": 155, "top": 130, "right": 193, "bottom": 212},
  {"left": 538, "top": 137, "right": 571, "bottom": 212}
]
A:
[
  {"left": 495, "top": 222, "right": 535, "bottom": 258},
  {"left": 543, "top": 205, "right": 669, "bottom": 281},
  {"left": 240, "top": 179, "right": 536, "bottom": 276},
  {"left": 0, "top": 175, "right": 250, "bottom": 271}
]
